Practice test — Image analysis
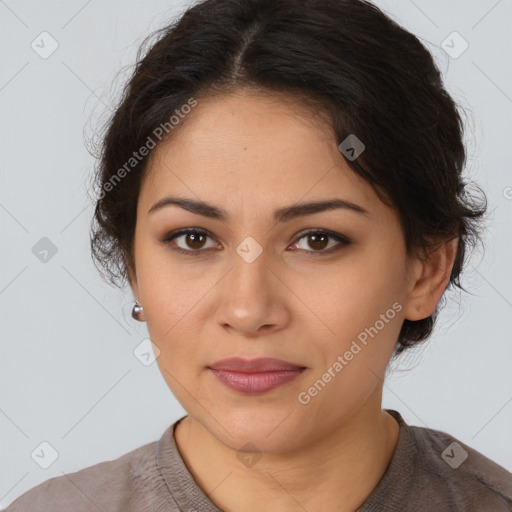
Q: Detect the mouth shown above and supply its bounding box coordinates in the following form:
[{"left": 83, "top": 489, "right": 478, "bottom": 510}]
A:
[{"left": 207, "top": 357, "right": 307, "bottom": 394}]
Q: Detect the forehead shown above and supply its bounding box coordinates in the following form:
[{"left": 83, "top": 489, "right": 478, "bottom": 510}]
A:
[{"left": 139, "top": 91, "right": 381, "bottom": 216}]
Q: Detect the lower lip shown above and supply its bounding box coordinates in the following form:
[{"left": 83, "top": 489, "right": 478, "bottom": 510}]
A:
[{"left": 209, "top": 368, "right": 305, "bottom": 394}]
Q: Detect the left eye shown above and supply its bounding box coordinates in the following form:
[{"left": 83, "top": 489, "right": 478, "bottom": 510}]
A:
[
  {"left": 291, "top": 230, "right": 350, "bottom": 253},
  {"left": 163, "top": 228, "right": 350, "bottom": 255}
]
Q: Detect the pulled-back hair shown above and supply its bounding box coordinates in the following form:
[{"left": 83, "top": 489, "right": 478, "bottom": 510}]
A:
[{"left": 90, "top": 0, "right": 487, "bottom": 355}]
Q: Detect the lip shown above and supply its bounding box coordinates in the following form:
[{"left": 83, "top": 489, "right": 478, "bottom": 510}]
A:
[
  {"left": 208, "top": 357, "right": 305, "bottom": 372},
  {"left": 208, "top": 358, "right": 307, "bottom": 394}
]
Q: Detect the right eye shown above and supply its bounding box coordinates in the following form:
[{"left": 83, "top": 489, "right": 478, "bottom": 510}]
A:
[{"left": 162, "top": 228, "right": 221, "bottom": 255}]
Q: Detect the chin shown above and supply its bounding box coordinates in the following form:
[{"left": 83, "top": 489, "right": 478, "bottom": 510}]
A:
[{"left": 196, "top": 403, "right": 311, "bottom": 454}]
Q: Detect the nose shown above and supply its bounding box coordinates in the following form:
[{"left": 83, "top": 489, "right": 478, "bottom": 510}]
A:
[{"left": 214, "top": 244, "right": 290, "bottom": 337}]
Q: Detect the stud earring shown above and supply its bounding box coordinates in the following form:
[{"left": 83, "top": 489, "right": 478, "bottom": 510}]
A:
[{"left": 131, "top": 300, "right": 145, "bottom": 322}]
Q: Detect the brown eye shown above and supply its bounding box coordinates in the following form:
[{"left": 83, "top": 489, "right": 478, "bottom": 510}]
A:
[
  {"left": 163, "top": 228, "right": 219, "bottom": 255},
  {"left": 306, "top": 233, "right": 329, "bottom": 251},
  {"left": 291, "top": 230, "right": 351, "bottom": 254},
  {"left": 183, "top": 232, "right": 207, "bottom": 249}
]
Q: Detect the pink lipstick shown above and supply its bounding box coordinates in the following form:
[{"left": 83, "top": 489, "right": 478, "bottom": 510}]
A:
[{"left": 208, "top": 357, "right": 306, "bottom": 394}]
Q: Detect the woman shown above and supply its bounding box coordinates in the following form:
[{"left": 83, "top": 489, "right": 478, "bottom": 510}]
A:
[{"left": 6, "top": 0, "right": 512, "bottom": 510}]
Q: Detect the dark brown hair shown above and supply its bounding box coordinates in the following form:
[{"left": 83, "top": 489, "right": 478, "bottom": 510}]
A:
[{"left": 89, "top": 0, "right": 487, "bottom": 355}]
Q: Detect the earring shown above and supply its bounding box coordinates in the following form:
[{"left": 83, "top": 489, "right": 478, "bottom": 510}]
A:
[{"left": 132, "top": 300, "right": 145, "bottom": 322}]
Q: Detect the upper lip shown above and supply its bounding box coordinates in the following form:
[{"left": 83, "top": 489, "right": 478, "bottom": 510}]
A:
[{"left": 208, "top": 357, "right": 306, "bottom": 373}]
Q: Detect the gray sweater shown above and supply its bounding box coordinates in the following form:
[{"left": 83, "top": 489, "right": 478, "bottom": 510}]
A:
[{"left": 5, "top": 410, "right": 512, "bottom": 511}]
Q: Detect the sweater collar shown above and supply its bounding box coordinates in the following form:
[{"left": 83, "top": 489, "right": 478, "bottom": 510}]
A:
[
  {"left": 155, "top": 414, "right": 222, "bottom": 511},
  {"left": 356, "top": 409, "right": 417, "bottom": 511},
  {"left": 155, "top": 409, "right": 416, "bottom": 511}
]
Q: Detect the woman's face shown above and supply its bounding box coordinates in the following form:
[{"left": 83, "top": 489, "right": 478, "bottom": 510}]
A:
[{"left": 130, "top": 90, "right": 419, "bottom": 453}]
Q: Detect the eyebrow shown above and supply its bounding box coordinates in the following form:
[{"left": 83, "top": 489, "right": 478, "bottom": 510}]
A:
[{"left": 148, "top": 196, "right": 370, "bottom": 222}]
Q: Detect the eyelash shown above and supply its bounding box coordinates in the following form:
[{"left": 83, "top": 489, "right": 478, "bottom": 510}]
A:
[{"left": 162, "top": 228, "right": 351, "bottom": 257}]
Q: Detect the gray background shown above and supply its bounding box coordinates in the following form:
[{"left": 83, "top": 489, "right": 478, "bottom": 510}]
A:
[{"left": 1, "top": 0, "right": 511, "bottom": 507}]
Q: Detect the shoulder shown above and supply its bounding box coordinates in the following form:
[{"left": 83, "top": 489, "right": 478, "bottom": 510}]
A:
[
  {"left": 4, "top": 432, "right": 178, "bottom": 512},
  {"left": 407, "top": 421, "right": 512, "bottom": 510}
]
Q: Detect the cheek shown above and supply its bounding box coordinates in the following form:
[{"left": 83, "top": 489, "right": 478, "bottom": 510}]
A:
[
  {"left": 318, "top": 263, "right": 398, "bottom": 330},
  {"left": 298, "top": 285, "right": 403, "bottom": 424},
  {"left": 313, "top": 254, "right": 406, "bottom": 371},
  {"left": 136, "top": 242, "right": 205, "bottom": 328}
]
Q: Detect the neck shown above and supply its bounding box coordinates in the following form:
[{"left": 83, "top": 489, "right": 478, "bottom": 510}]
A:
[{"left": 174, "top": 394, "right": 400, "bottom": 512}]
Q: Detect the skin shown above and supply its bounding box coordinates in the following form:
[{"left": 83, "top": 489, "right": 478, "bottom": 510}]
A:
[{"left": 127, "top": 88, "right": 458, "bottom": 512}]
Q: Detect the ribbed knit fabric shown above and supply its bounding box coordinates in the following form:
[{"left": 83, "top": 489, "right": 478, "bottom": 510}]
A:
[{"left": 5, "top": 409, "right": 512, "bottom": 511}]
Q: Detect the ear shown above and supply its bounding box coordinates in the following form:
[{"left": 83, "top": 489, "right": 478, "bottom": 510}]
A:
[{"left": 403, "top": 237, "right": 459, "bottom": 321}]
